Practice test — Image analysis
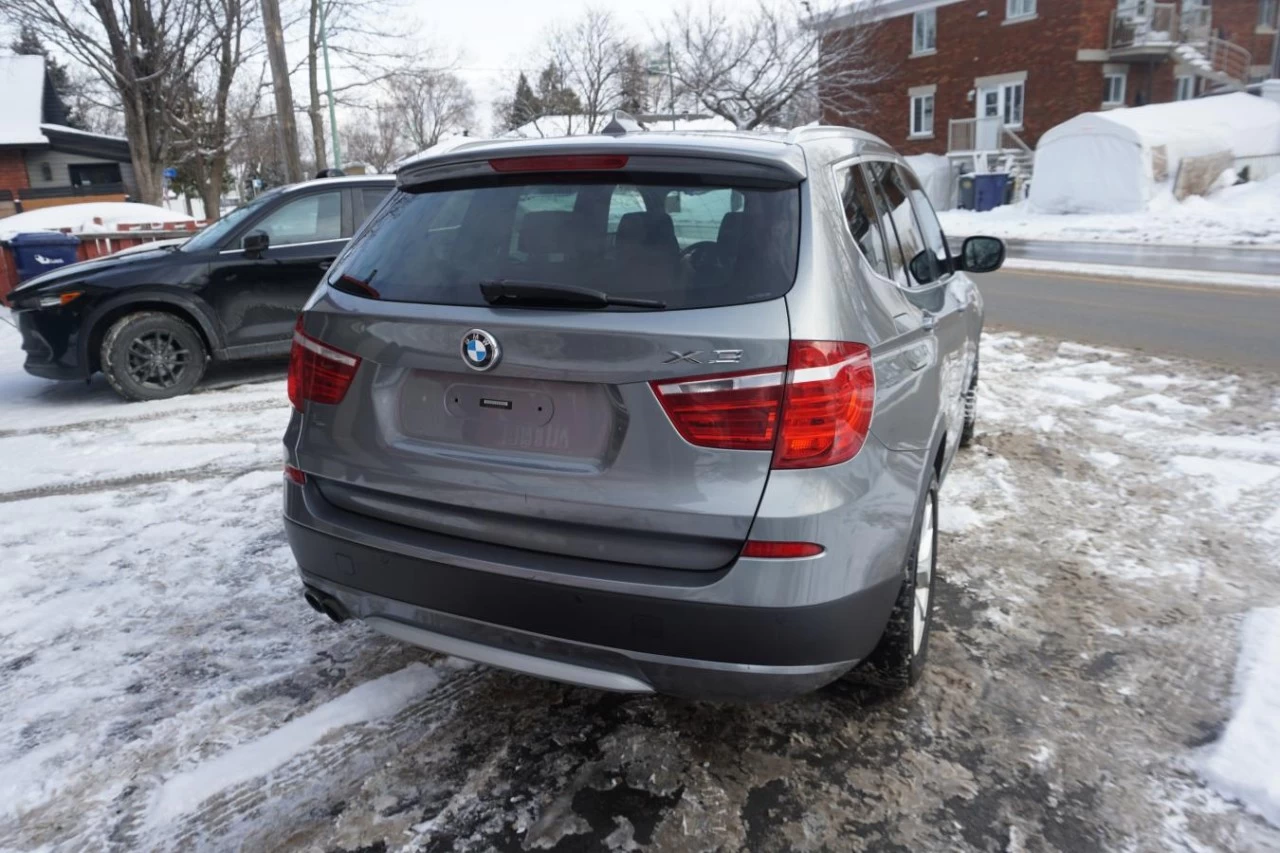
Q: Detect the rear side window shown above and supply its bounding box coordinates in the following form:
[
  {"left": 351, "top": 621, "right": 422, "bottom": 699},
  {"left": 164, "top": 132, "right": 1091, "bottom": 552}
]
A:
[
  {"left": 256, "top": 191, "right": 342, "bottom": 246},
  {"left": 861, "top": 163, "right": 911, "bottom": 288},
  {"left": 895, "top": 165, "right": 951, "bottom": 283},
  {"left": 328, "top": 177, "right": 800, "bottom": 311},
  {"left": 360, "top": 187, "right": 391, "bottom": 221},
  {"left": 837, "top": 165, "right": 892, "bottom": 280}
]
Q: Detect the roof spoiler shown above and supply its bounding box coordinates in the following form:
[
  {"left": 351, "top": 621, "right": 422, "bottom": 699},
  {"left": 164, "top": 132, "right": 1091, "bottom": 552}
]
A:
[{"left": 397, "top": 149, "right": 804, "bottom": 189}]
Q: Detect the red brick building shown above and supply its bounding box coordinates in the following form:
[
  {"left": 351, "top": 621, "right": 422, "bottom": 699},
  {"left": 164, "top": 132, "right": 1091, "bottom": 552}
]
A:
[{"left": 821, "top": 0, "right": 1279, "bottom": 160}]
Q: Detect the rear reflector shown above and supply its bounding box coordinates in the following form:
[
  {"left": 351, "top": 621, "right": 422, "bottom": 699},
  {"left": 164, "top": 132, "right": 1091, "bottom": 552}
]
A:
[
  {"left": 489, "top": 154, "right": 629, "bottom": 173},
  {"left": 651, "top": 368, "right": 784, "bottom": 451},
  {"left": 741, "top": 540, "right": 824, "bottom": 559},
  {"left": 650, "top": 341, "right": 875, "bottom": 468},
  {"left": 284, "top": 464, "right": 306, "bottom": 485},
  {"left": 288, "top": 318, "right": 361, "bottom": 410}
]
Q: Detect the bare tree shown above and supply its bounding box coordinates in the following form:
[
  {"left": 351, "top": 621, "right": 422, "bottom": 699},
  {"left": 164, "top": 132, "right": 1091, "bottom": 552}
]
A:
[
  {"left": 261, "top": 0, "right": 304, "bottom": 182},
  {"left": 394, "top": 69, "right": 476, "bottom": 151},
  {"left": 172, "top": 0, "right": 259, "bottom": 219},
  {"left": 0, "top": 0, "right": 221, "bottom": 203},
  {"left": 546, "top": 8, "right": 630, "bottom": 133},
  {"left": 341, "top": 102, "right": 404, "bottom": 171},
  {"left": 661, "top": 0, "right": 889, "bottom": 130},
  {"left": 299, "top": 0, "right": 413, "bottom": 171}
]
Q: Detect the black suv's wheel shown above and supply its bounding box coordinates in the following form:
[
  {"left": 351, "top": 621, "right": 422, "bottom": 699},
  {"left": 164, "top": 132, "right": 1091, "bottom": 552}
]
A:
[
  {"left": 844, "top": 472, "right": 938, "bottom": 691},
  {"left": 959, "top": 362, "right": 979, "bottom": 447},
  {"left": 101, "top": 311, "right": 207, "bottom": 401}
]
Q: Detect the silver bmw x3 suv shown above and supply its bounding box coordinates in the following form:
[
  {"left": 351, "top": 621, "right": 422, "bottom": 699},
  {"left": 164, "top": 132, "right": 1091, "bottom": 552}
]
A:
[{"left": 283, "top": 121, "right": 1005, "bottom": 700}]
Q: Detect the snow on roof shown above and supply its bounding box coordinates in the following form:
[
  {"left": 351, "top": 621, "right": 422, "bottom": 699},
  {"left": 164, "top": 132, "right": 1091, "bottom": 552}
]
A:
[
  {"left": 0, "top": 203, "right": 195, "bottom": 241},
  {"left": 0, "top": 55, "right": 49, "bottom": 146},
  {"left": 38, "top": 123, "right": 129, "bottom": 144},
  {"left": 1040, "top": 93, "right": 1280, "bottom": 160}
]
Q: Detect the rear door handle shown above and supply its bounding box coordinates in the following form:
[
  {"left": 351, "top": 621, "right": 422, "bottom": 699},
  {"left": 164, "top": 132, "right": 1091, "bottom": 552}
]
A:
[
  {"left": 318, "top": 259, "right": 333, "bottom": 271},
  {"left": 920, "top": 312, "right": 937, "bottom": 331}
]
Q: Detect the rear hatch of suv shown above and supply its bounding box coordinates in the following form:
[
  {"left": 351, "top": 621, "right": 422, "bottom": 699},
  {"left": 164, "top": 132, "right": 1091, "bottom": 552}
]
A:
[{"left": 291, "top": 146, "right": 803, "bottom": 571}]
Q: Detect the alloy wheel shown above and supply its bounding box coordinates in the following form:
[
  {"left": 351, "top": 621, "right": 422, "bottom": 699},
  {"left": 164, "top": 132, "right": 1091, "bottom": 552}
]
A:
[{"left": 126, "top": 330, "right": 192, "bottom": 390}]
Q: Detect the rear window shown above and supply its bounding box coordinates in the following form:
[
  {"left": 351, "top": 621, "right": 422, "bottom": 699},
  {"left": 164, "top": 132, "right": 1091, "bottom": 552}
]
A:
[{"left": 326, "top": 176, "right": 801, "bottom": 310}]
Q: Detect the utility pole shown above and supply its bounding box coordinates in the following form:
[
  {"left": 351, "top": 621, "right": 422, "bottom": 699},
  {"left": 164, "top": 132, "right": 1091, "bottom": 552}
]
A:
[
  {"left": 667, "top": 42, "right": 676, "bottom": 129},
  {"left": 319, "top": 1, "right": 341, "bottom": 170},
  {"left": 261, "top": 0, "right": 304, "bottom": 183}
]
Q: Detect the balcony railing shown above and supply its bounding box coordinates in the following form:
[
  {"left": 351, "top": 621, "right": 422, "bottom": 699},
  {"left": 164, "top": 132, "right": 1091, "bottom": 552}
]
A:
[
  {"left": 947, "top": 118, "right": 1035, "bottom": 163},
  {"left": 1109, "top": 2, "right": 1211, "bottom": 51}
]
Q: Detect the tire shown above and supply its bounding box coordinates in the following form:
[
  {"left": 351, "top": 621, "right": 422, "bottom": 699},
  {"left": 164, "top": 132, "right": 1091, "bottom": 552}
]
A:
[
  {"left": 845, "top": 472, "right": 939, "bottom": 691},
  {"left": 101, "top": 311, "right": 207, "bottom": 401},
  {"left": 959, "top": 362, "right": 979, "bottom": 448}
]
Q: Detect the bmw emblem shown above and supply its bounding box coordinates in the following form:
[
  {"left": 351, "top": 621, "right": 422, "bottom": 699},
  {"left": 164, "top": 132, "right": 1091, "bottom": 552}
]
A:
[{"left": 461, "top": 329, "right": 500, "bottom": 371}]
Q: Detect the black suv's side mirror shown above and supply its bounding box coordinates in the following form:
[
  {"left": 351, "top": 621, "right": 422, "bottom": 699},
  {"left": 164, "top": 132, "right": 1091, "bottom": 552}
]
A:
[
  {"left": 242, "top": 230, "right": 270, "bottom": 258},
  {"left": 958, "top": 236, "right": 1005, "bottom": 273}
]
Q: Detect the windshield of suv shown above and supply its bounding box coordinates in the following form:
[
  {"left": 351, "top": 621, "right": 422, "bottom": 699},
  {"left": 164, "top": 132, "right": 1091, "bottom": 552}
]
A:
[
  {"left": 179, "top": 190, "right": 280, "bottom": 253},
  {"left": 326, "top": 176, "right": 800, "bottom": 310}
]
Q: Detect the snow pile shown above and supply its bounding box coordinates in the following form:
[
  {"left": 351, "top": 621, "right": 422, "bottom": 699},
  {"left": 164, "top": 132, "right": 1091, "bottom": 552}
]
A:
[
  {"left": 906, "top": 153, "right": 955, "bottom": 211},
  {"left": 939, "top": 173, "right": 1280, "bottom": 246},
  {"left": 1200, "top": 608, "right": 1280, "bottom": 828},
  {"left": 0, "top": 203, "right": 197, "bottom": 240}
]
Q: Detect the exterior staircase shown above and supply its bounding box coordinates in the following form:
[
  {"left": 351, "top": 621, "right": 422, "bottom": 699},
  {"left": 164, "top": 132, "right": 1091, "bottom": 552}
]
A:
[{"left": 1110, "top": 2, "right": 1252, "bottom": 90}]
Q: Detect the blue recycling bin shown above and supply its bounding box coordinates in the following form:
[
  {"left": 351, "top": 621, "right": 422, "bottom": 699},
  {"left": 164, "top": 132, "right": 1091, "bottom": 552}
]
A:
[
  {"left": 971, "top": 173, "right": 1011, "bottom": 212},
  {"left": 8, "top": 232, "right": 81, "bottom": 282}
]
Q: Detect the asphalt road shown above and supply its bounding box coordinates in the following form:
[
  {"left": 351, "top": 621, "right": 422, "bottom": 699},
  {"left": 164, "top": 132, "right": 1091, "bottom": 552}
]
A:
[{"left": 979, "top": 267, "right": 1280, "bottom": 371}]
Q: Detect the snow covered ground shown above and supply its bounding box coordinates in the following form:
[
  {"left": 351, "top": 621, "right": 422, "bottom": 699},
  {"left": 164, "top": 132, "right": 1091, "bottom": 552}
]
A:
[
  {"left": 940, "top": 174, "right": 1280, "bottom": 247},
  {"left": 1, "top": 310, "right": 1279, "bottom": 851}
]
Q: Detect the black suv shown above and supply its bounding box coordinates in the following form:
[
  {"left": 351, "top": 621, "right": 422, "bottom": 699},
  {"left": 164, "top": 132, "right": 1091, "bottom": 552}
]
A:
[{"left": 8, "top": 175, "right": 395, "bottom": 400}]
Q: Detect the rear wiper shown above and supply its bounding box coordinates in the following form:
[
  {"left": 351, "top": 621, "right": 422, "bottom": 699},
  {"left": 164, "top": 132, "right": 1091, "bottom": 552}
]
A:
[{"left": 479, "top": 279, "right": 665, "bottom": 310}]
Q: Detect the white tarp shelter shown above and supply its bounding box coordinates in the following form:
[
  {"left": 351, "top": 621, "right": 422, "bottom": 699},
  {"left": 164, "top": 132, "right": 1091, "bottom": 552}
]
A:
[
  {"left": 1030, "top": 93, "right": 1280, "bottom": 214},
  {"left": 906, "top": 153, "right": 956, "bottom": 211}
]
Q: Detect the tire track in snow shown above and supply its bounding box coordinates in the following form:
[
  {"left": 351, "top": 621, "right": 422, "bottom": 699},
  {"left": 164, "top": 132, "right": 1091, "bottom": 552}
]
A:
[
  {"left": 113, "top": 665, "right": 491, "bottom": 852},
  {"left": 0, "top": 461, "right": 279, "bottom": 503},
  {"left": 0, "top": 397, "right": 284, "bottom": 440}
]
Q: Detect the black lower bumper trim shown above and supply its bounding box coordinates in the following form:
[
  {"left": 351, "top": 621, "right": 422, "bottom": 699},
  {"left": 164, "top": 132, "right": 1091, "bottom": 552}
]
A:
[{"left": 285, "top": 519, "right": 900, "bottom": 668}]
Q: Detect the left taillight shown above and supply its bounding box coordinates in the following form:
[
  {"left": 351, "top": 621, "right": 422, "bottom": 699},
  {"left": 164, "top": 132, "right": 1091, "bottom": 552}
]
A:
[{"left": 288, "top": 318, "right": 360, "bottom": 410}]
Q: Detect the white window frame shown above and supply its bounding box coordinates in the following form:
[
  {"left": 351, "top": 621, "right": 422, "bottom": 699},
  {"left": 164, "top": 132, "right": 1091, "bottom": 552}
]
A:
[
  {"left": 1259, "top": 0, "right": 1278, "bottom": 30},
  {"left": 1174, "top": 74, "right": 1195, "bottom": 100},
  {"left": 1103, "top": 73, "right": 1126, "bottom": 106},
  {"left": 910, "top": 92, "right": 935, "bottom": 138},
  {"left": 912, "top": 8, "right": 937, "bottom": 55},
  {"left": 1006, "top": 0, "right": 1036, "bottom": 21}
]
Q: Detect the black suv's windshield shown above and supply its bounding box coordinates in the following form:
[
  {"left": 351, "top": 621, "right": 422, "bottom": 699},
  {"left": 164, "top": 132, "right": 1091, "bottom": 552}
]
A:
[
  {"left": 326, "top": 176, "right": 800, "bottom": 311},
  {"left": 180, "top": 190, "right": 280, "bottom": 252}
]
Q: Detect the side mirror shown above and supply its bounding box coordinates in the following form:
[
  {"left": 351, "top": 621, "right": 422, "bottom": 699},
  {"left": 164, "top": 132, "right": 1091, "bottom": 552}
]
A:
[
  {"left": 242, "top": 230, "right": 269, "bottom": 258},
  {"left": 958, "top": 236, "right": 1005, "bottom": 273}
]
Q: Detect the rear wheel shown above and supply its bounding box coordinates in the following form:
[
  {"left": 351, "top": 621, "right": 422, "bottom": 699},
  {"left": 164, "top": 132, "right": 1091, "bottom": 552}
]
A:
[
  {"left": 845, "top": 473, "right": 938, "bottom": 691},
  {"left": 101, "top": 311, "right": 207, "bottom": 401}
]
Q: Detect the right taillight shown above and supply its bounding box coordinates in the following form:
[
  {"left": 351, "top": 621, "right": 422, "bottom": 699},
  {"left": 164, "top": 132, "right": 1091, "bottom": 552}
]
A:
[
  {"left": 650, "top": 340, "right": 874, "bottom": 468},
  {"left": 288, "top": 319, "right": 361, "bottom": 410},
  {"left": 774, "top": 341, "right": 875, "bottom": 469}
]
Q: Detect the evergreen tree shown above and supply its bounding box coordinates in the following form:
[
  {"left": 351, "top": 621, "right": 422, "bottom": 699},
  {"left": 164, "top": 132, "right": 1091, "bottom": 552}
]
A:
[
  {"left": 617, "top": 48, "right": 650, "bottom": 115},
  {"left": 505, "top": 73, "right": 540, "bottom": 130},
  {"left": 10, "top": 25, "right": 84, "bottom": 129},
  {"left": 536, "top": 62, "right": 582, "bottom": 116}
]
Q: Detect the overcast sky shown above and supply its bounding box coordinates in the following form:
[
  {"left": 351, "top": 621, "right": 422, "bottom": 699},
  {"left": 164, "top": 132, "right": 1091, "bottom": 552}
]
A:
[{"left": 434, "top": 0, "right": 720, "bottom": 133}]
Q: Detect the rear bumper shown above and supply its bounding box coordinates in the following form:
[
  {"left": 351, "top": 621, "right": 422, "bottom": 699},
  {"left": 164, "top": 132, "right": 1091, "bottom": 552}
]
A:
[{"left": 287, "top": 518, "right": 901, "bottom": 700}]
